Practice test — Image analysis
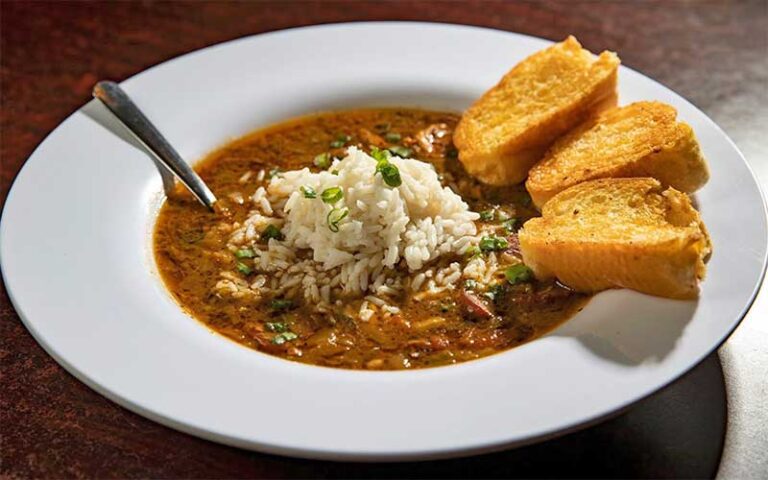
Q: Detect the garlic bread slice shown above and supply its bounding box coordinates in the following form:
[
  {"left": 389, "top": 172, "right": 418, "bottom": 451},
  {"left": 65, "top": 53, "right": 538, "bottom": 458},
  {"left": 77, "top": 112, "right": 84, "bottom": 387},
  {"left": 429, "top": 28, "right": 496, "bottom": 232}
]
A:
[
  {"left": 526, "top": 101, "right": 709, "bottom": 208},
  {"left": 454, "top": 36, "right": 620, "bottom": 186},
  {"left": 519, "top": 178, "right": 711, "bottom": 299}
]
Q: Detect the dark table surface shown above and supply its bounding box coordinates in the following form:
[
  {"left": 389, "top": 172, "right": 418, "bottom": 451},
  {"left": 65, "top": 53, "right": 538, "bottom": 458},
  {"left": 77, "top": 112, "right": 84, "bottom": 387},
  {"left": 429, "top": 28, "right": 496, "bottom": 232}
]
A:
[{"left": 2, "top": 1, "right": 767, "bottom": 478}]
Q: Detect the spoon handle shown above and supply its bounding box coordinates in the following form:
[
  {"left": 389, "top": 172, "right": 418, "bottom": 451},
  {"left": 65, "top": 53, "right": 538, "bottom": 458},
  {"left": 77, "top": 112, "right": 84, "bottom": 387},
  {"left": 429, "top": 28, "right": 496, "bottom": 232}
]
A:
[{"left": 93, "top": 81, "right": 217, "bottom": 211}]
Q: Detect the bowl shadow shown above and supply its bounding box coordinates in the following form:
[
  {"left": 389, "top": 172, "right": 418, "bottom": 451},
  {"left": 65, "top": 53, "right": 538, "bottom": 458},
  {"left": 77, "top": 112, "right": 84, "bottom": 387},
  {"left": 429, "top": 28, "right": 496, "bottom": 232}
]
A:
[
  {"left": 548, "top": 289, "right": 698, "bottom": 365},
  {"left": 314, "top": 352, "right": 726, "bottom": 479}
]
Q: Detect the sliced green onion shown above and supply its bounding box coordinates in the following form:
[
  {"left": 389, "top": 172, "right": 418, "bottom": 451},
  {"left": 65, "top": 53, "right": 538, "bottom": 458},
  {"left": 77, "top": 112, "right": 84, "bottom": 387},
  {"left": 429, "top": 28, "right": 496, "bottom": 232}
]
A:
[
  {"left": 327, "top": 207, "right": 349, "bottom": 232},
  {"left": 371, "top": 146, "right": 402, "bottom": 187},
  {"left": 385, "top": 132, "right": 402, "bottom": 143},
  {"left": 374, "top": 122, "right": 391, "bottom": 133},
  {"left": 505, "top": 264, "right": 533, "bottom": 284},
  {"left": 268, "top": 168, "right": 282, "bottom": 179},
  {"left": 370, "top": 146, "right": 392, "bottom": 163},
  {"left": 520, "top": 192, "right": 532, "bottom": 206},
  {"left": 464, "top": 279, "right": 479, "bottom": 290},
  {"left": 483, "top": 284, "right": 504, "bottom": 301},
  {"left": 502, "top": 218, "right": 518, "bottom": 233},
  {"left": 313, "top": 152, "right": 331, "bottom": 169},
  {"left": 387, "top": 145, "right": 412, "bottom": 158},
  {"left": 265, "top": 321, "right": 288, "bottom": 333},
  {"left": 300, "top": 185, "right": 317, "bottom": 199},
  {"left": 234, "top": 248, "right": 255, "bottom": 259},
  {"left": 439, "top": 302, "right": 454, "bottom": 313},
  {"left": 465, "top": 246, "right": 481, "bottom": 258},
  {"left": 260, "top": 224, "right": 284, "bottom": 242},
  {"left": 479, "top": 235, "right": 508, "bottom": 252},
  {"left": 272, "top": 331, "right": 298, "bottom": 345},
  {"left": 321, "top": 186, "right": 343, "bottom": 204},
  {"left": 330, "top": 134, "right": 352, "bottom": 148},
  {"left": 236, "top": 262, "right": 253, "bottom": 275},
  {"left": 377, "top": 162, "right": 401, "bottom": 187},
  {"left": 270, "top": 298, "right": 294, "bottom": 311},
  {"left": 479, "top": 209, "right": 495, "bottom": 221}
]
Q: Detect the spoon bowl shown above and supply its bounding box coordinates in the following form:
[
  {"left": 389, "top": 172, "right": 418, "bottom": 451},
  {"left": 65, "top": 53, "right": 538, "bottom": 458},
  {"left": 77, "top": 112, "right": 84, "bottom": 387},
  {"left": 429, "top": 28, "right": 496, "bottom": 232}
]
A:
[{"left": 92, "top": 81, "right": 217, "bottom": 211}]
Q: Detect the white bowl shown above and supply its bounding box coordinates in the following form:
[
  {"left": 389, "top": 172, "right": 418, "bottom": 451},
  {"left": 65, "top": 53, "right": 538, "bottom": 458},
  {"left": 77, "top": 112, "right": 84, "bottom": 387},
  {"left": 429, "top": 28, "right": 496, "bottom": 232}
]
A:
[{"left": 1, "top": 22, "right": 766, "bottom": 461}]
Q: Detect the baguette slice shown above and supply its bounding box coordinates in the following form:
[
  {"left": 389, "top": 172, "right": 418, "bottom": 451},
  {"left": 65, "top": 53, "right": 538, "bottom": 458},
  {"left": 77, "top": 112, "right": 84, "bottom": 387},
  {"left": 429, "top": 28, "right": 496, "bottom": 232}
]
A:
[
  {"left": 454, "top": 36, "right": 620, "bottom": 186},
  {"left": 526, "top": 101, "right": 709, "bottom": 208},
  {"left": 519, "top": 178, "right": 711, "bottom": 299}
]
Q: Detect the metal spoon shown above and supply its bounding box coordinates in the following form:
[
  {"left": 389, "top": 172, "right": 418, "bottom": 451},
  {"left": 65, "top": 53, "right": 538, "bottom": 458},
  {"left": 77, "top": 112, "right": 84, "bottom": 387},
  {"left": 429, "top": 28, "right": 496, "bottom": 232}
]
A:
[{"left": 92, "top": 81, "right": 217, "bottom": 211}]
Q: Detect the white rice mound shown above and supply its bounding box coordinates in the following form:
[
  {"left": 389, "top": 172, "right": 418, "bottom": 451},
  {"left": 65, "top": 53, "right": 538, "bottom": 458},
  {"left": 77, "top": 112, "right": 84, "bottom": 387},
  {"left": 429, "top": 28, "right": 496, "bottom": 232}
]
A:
[{"left": 220, "top": 147, "right": 495, "bottom": 315}]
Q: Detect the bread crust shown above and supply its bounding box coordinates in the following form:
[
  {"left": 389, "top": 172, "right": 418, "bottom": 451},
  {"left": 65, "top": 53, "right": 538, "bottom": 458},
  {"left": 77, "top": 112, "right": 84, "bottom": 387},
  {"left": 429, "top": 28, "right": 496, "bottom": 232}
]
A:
[
  {"left": 519, "top": 178, "right": 711, "bottom": 299},
  {"left": 526, "top": 101, "right": 710, "bottom": 208},
  {"left": 454, "top": 36, "right": 620, "bottom": 186}
]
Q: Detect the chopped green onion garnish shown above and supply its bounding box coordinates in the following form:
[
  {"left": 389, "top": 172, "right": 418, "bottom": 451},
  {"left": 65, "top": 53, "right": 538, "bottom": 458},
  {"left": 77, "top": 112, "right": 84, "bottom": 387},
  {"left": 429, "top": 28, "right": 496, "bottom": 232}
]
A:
[
  {"left": 234, "top": 248, "right": 255, "bottom": 259},
  {"left": 465, "top": 246, "right": 481, "bottom": 258},
  {"left": 479, "top": 235, "right": 508, "bottom": 252},
  {"left": 260, "top": 224, "right": 284, "bottom": 242},
  {"left": 370, "top": 146, "right": 391, "bottom": 163},
  {"left": 479, "top": 209, "right": 495, "bottom": 221},
  {"left": 300, "top": 185, "right": 317, "bottom": 199},
  {"left": 377, "top": 162, "right": 402, "bottom": 187},
  {"left": 321, "top": 186, "right": 343, "bottom": 204},
  {"left": 520, "top": 192, "right": 532, "bottom": 206},
  {"left": 374, "top": 122, "right": 391, "bottom": 133},
  {"left": 331, "top": 169, "right": 339, "bottom": 176},
  {"left": 327, "top": 207, "right": 349, "bottom": 232},
  {"left": 505, "top": 264, "right": 533, "bottom": 284},
  {"left": 268, "top": 168, "right": 282, "bottom": 179},
  {"left": 329, "top": 134, "right": 352, "bottom": 148},
  {"left": 371, "top": 147, "right": 402, "bottom": 187},
  {"left": 385, "top": 132, "right": 401, "bottom": 143},
  {"left": 387, "top": 145, "right": 412, "bottom": 158},
  {"left": 270, "top": 298, "right": 294, "bottom": 311},
  {"left": 272, "top": 331, "right": 298, "bottom": 345},
  {"left": 236, "top": 262, "right": 253, "bottom": 275},
  {"left": 502, "top": 218, "right": 518, "bottom": 233},
  {"left": 313, "top": 152, "right": 331, "bottom": 169},
  {"left": 440, "top": 302, "right": 454, "bottom": 313},
  {"left": 464, "top": 279, "right": 479, "bottom": 290},
  {"left": 483, "top": 284, "right": 504, "bottom": 301},
  {"left": 265, "top": 321, "right": 288, "bottom": 333}
]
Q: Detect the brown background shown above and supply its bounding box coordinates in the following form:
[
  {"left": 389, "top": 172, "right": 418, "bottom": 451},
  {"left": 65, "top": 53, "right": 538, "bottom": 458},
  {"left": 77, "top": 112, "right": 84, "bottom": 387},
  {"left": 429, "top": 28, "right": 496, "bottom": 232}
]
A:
[{"left": 2, "top": 1, "right": 766, "bottom": 478}]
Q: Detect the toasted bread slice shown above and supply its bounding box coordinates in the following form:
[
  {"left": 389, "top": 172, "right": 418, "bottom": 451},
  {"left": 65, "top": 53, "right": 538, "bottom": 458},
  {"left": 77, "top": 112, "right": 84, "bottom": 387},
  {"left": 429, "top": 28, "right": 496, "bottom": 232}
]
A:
[
  {"left": 454, "top": 36, "right": 620, "bottom": 186},
  {"left": 519, "top": 178, "right": 711, "bottom": 299},
  {"left": 526, "top": 101, "right": 709, "bottom": 208}
]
